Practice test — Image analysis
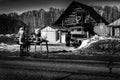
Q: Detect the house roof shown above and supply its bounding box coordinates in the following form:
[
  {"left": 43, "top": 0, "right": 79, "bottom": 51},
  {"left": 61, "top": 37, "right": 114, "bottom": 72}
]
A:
[
  {"left": 109, "top": 18, "right": 120, "bottom": 27},
  {"left": 40, "top": 26, "right": 67, "bottom": 30},
  {"left": 51, "top": 26, "right": 67, "bottom": 30},
  {"left": 53, "top": 1, "right": 109, "bottom": 26},
  {"left": 40, "top": 26, "right": 46, "bottom": 30}
]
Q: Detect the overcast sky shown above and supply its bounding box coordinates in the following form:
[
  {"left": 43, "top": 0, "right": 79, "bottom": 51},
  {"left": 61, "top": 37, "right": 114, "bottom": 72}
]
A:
[{"left": 0, "top": 0, "right": 120, "bottom": 14}]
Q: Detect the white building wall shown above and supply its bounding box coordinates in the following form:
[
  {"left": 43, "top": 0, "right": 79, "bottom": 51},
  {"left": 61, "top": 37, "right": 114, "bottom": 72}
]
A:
[
  {"left": 41, "top": 26, "right": 57, "bottom": 43},
  {"left": 61, "top": 33, "right": 66, "bottom": 43},
  {"left": 41, "top": 26, "right": 67, "bottom": 43},
  {"left": 41, "top": 31, "right": 56, "bottom": 43}
]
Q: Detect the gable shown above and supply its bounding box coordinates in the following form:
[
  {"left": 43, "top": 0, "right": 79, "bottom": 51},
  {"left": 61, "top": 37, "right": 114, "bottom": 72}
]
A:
[{"left": 53, "top": 1, "right": 109, "bottom": 27}]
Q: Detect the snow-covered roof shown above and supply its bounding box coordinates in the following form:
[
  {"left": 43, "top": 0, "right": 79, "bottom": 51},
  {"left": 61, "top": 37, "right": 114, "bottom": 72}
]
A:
[
  {"left": 41, "top": 26, "right": 57, "bottom": 31},
  {"left": 109, "top": 18, "right": 120, "bottom": 27}
]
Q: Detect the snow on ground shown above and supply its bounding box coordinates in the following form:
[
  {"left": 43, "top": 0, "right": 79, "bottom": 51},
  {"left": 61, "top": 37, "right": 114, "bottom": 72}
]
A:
[
  {"left": 0, "top": 34, "right": 77, "bottom": 57},
  {"left": 0, "top": 35, "right": 75, "bottom": 53},
  {"left": 78, "top": 35, "right": 105, "bottom": 49},
  {"left": 0, "top": 43, "right": 19, "bottom": 52},
  {"left": 75, "top": 35, "right": 120, "bottom": 56},
  {"left": 0, "top": 34, "right": 120, "bottom": 56},
  {"left": 0, "top": 43, "right": 75, "bottom": 53}
]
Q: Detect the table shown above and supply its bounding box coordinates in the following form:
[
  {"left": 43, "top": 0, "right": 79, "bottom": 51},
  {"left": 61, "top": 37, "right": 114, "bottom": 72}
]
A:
[{"left": 33, "top": 40, "right": 49, "bottom": 55}]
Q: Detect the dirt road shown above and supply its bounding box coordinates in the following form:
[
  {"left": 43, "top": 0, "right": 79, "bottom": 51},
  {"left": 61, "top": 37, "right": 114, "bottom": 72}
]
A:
[{"left": 0, "top": 57, "right": 120, "bottom": 80}]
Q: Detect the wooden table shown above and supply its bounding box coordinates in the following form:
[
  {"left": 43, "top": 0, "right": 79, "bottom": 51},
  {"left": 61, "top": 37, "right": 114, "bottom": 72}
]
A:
[{"left": 33, "top": 40, "right": 49, "bottom": 55}]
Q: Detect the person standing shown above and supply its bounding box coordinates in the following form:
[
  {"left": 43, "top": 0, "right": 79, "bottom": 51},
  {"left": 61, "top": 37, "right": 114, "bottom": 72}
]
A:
[
  {"left": 65, "top": 31, "right": 71, "bottom": 47},
  {"left": 34, "top": 29, "right": 41, "bottom": 42},
  {"left": 18, "top": 26, "right": 26, "bottom": 57}
]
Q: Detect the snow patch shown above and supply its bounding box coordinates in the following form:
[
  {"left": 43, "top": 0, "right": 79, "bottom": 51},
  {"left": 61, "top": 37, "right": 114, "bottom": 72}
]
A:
[
  {"left": 77, "top": 35, "right": 120, "bottom": 50},
  {"left": 0, "top": 43, "right": 7, "bottom": 46}
]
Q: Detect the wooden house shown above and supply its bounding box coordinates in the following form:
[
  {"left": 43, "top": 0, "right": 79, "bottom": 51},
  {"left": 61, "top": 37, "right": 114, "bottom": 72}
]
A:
[{"left": 53, "top": 1, "right": 108, "bottom": 43}]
